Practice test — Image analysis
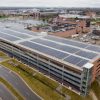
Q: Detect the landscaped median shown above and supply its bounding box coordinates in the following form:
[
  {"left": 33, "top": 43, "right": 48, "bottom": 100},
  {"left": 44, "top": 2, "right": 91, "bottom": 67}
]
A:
[
  {"left": 0, "top": 77, "right": 24, "bottom": 100},
  {"left": 0, "top": 51, "right": 10, "bottom": 59},
  {"left": 1, "top": 58, "right": 92, "bottom": 100}
]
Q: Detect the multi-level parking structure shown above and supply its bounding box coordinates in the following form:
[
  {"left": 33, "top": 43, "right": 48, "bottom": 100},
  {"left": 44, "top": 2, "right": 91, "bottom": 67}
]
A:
[{"left": 0, "top": 27, "right": 99, "bottom": 96}]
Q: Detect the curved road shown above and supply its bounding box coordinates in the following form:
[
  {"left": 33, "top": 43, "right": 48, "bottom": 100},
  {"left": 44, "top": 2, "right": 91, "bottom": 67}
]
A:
[
  {"left": 0, "top": 83, "right": 16, "bottom": 100},
  {"left": 0, "top": 66, "right": 41, "bottom": 100}
]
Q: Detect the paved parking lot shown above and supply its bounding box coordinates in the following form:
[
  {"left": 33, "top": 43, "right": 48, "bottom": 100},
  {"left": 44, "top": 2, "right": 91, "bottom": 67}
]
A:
[{"left": 0, "top": 83, "right": 16, "bottom": 100}]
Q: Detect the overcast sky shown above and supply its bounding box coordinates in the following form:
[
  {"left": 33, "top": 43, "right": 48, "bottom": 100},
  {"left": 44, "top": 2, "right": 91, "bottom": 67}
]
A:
[{"left": 0, "top": 0, "right": 100, "bottom": 7}]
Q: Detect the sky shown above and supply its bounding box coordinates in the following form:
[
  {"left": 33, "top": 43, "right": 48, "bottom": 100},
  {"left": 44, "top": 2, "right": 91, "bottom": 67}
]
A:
[{"left": 0, "top": 0, "right": 100, "bottom": 7}]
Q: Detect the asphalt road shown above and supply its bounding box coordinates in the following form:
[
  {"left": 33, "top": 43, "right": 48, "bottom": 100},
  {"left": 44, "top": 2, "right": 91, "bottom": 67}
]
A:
[
  {"left": 0, "top": 83, "right": 16, "bottom": 100},
  {"left": 0, "top": 66, "right": 41, "bottom": 100}
]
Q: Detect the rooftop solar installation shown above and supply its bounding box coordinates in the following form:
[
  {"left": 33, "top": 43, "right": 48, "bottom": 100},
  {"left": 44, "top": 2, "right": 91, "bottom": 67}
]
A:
[
  {"left": 9, "top": 27, "right": 39, "bottom": 36},
  {"left": 44, "top": 35, "right": 100, "bottom": 53},
  {"left": 19, "top": 40, "right": 90, "bottom": 68},
  {"left": 44, "top": 35, "right": 88, "bottom": 48},
  {"left": 0, "top": 27, "right": 100, "bottom": 69},
  {"left": 31, "top": 38, "right": 98, "bottom": 60},
  {"left": 0, "top": 32, "right": 20, "bottom": 41},
  {"left": 0, "top": 28, "right": 31, "bottom": 39},
  {"left": 64, "top": 55, "right": 85, "bottom": 65},
  {"left": 76, "top": 50, "right": 97, "bottom": 59},
  {"left": 20, "top": 41, "right": 69, "bottom": 59},
  {"left": 86, "top": 46, "right": 100, "bottom": 53},
  {"left": 76, "top": 59, "right": 88, "bottom": 67},
  {"left": 31, "top": 38, "right": 80, "bottom": 53}
]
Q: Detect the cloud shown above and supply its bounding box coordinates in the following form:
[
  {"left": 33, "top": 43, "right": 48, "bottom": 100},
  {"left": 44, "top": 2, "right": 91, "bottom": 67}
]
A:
[{"left": 0, "top": 0, "right": 100, "bottom": 7}]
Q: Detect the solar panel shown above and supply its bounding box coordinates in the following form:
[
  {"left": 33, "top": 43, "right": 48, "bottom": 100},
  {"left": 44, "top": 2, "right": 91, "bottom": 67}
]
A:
[
  {"left": 64, "top": 55, "right": 85, "bottom": 66},
  {"left": 20, "top": 41, "right": 69, "bottom": 59},
  {"left": 31, "top": 39, "right": 57, "bottom": 47},
  {"left": 0, "top": 29, "right": 31, "bottom": 39},
  {"left": 0, "top": 32, "right": 20, "bottom": 41},
  {"left": 76, "top": 59, "right": 88, "bottom": 67},
  {"left": 10, "top": 28, "right": 38, "bottom": 36},
  {"left": 31, "top": 39, "right": 80, "bottom": 53},
  {"left": 86, "top": 46, "right": 100, "bottom": 53},
  {"left": 44, "top": 35, "right": 88, "bottom": 48},
  {"left": 76, "top": 50, "right": 98, "bottom": 59}
]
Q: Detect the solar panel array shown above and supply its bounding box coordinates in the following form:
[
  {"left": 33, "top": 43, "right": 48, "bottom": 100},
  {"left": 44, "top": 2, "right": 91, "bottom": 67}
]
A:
[
  {"left": 0, "top": 29, "right": 30, "bottom": 39},
  {"left": 24, "top": 37, "right": 98, "bottom": 67},
  {"left": 44, "top": 35, "right": 100, "bottom": 53},
  {"left": 9, "top": 27, "right": 39, "bottom": 36},
  {"left": 0, "top": 31, "right": 20, "bottom": 41},
  {"left": 0, "top": 27, "right": 100, "bottom": 69},
  {"left": 20, "top": 34, "right": 99, "bottom": 68},
  {"left": 0, "top": 27, "right": 39, "bottom": 42},
  {"left": 20, "top": 41, "right": 69, "bottom": 59}
]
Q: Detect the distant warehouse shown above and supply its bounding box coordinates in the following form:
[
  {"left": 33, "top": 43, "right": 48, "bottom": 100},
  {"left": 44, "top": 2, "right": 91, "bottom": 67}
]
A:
[{"left": 0, "top": 27, "right": 100, "bottom": 96}]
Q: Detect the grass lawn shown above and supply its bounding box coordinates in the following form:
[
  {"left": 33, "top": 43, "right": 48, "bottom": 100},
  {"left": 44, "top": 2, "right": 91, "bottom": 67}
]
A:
[
  {"left": 0, "top": 16, "right": 8, "bottom": 19},
  {"left": 62, "top": 86, "right": 92, "bottom": 100},
  {"left": 0, "top": 51, "right": 6, "bottom": 56},
  {"left": 0, "top": 51, "right": 10, "bottom": 59},
  {"left": 1, "top": 58, "right": 92, "bottom": 100},
  {"left": 0, "top": 77, "right": 24, "bottom": 100},
  {"left": 91, "top": 80, "right": 100, "bottom": 100}
]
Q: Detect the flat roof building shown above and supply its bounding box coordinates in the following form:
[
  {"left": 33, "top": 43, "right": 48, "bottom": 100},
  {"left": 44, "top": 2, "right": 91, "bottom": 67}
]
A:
[
  {"left": 0, "top": 27, "right": 99, "bottom": 96},
  {"left": 59, "top": 14, "right": 90, "bottom": 19}
]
